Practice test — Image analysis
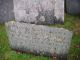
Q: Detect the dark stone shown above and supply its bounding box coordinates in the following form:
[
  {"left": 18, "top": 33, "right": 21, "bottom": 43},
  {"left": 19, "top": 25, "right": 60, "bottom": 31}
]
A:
[
  {"left": 66, "top": 0, "right": 80, "bottom": 15},
  {"left": 0, "top": 0, "right": 14, "bottom": 23}
]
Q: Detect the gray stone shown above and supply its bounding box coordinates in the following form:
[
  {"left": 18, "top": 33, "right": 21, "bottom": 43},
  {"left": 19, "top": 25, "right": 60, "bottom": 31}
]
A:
[
  {"left": 0, "top": 0, "right": 14, "bottom": 23},
  {"left": 66, "top": 0, "right": 80, "bottom": 14},
  {"left": 55, "top": 0, "right": 64, "bottom": 21},
  {"left": 5, "top": 21, "right": 72, "bottom": 56},
  {"left": 13, "top": 0, "right": 64, "bottom": 24}
]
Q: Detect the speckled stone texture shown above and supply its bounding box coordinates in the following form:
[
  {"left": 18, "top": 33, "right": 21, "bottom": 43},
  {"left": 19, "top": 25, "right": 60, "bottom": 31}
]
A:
[
  {"left": 5, "top": 21, "right": 72, "bottom": 57},
  {"left": 0, "top": 0, "right": 14, "bottom": 23},
  {"left": 13, "top": 0, "right": 64, "bottom": 24},
  {"left": 66, "top": 0, "right": 80, "bottom": 14}
]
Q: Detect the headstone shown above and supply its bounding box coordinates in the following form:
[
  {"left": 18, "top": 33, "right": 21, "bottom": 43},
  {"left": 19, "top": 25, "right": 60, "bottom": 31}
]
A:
[
  {"left": 13, "top": 0, "right": 64, "bottom": 24},
  {"left": 0, "top": 0, "right": 14, "bottom": 23},
  {"left": 66, "top": 0, "right": 80, "bottom": 14},
  {"left": 5, "top": 21, "right": 72, "bottom": 57}
]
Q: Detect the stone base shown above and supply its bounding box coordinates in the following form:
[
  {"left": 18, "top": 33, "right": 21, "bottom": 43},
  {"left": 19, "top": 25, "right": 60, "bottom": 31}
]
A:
[{"left": 5, "top": 21, "right": 72, "bottom": 57}]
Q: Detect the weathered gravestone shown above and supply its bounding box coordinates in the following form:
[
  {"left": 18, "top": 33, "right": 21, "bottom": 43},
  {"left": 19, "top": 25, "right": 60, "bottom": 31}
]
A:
[
  {"left": 5, "top": 21, "right": 72, "bottom": 59},
  {"left": 0, "top": 0, "right": 14, "bottom": 23},
  {"left": 4, "top": 0, "right": 72, "bottom": 60},
  {"left": 66, "top": 0, "right": 80, "bottom": 14},
  {"left": 13, "top": 0, "right": 64, "bottom": 24}
]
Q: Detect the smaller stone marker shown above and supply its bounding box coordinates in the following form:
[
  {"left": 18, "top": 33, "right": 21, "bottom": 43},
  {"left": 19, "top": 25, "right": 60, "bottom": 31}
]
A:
[{"left": 5, "top": 21, "right": 73, "bottom": 58}]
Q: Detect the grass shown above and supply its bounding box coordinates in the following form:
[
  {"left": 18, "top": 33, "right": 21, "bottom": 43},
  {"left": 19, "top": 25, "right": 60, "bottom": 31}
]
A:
[{"left": 0, "top": 14, "right": 80, "bottom": 60}]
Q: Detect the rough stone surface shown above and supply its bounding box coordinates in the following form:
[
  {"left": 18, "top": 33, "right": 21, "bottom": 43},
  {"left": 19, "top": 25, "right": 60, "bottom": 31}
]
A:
[
  {"left": 13, "top": 0, "right": 64, "bottom": 24},
  {"left": 66, "top": 0, "right": 80, "bottom": 14},
  {"left": 5, "top": 21, "right": 72, "bottom": 56},
  {"left": 0, "top": 0, "right": 14, "bottom": 23}
]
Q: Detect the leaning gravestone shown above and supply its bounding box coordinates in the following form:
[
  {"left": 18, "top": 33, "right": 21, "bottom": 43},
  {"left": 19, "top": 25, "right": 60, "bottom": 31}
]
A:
[{"left": 5, "top": 0, "right": 73, "bottom": 60}]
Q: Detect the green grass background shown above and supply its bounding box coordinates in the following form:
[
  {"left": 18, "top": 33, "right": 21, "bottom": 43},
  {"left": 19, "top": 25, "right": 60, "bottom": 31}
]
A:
[{"left": 0, "top": 14, "right": 80, "bottom": 60}]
